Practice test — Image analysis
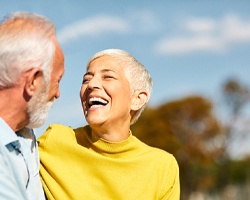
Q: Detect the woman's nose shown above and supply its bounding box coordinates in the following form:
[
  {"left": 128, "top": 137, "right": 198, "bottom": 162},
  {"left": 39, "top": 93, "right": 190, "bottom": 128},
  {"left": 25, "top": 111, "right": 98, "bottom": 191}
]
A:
[{"left": 87, "top": 77, "right": 101, "bottom": 90}]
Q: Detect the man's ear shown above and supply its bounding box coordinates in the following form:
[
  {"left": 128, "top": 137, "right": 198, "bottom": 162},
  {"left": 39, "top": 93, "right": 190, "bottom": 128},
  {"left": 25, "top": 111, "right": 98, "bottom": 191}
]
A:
[
  {"left": 24, "top": 68, "right": 43, "bottom": 97},
  {"left": 131, "top": 91, "right": 148, "bottom": 111}
]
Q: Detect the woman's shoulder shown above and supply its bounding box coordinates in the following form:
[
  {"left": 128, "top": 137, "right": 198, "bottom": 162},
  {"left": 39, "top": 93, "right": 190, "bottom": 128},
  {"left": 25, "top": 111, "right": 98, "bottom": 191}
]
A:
[
  {"left": 133, "top": 136, "right": 178, "bottom": 165},
  {"left": 44, "top": 123, "right": 90, "bottom": 135},
  {"left": 38, "top": 124, "right": 85, "bottom": 149},
  {"left": 149, "top": 145, "right": 176, "bottom": 162},
  {"left": 46, "top": 123, "right": 73, "bottom": 131}
]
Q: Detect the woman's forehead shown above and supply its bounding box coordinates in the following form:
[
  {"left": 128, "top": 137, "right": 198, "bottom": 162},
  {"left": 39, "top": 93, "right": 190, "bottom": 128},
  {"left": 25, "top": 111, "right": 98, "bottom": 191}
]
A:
[{"left": 87, "top": 55, "right": 124, "bottom": 70}]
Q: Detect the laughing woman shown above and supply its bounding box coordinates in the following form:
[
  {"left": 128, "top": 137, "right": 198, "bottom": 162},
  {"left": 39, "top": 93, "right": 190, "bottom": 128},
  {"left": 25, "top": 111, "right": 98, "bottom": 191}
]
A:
[{"left": 38, "top": 49, "right": 180, "bottom": 200}]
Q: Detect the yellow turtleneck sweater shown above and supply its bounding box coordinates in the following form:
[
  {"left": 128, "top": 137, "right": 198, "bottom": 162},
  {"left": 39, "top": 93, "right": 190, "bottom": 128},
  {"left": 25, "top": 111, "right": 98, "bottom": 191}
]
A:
[{"left": 38, "top": 124, "right": 180, "bottom": 200}]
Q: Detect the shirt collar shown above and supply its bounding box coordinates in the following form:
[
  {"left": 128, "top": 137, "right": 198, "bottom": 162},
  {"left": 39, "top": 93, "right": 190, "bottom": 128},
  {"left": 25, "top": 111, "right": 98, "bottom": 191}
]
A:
[
  {"left": 0, "top": 117, "right": 19, "bottom": 147},
  {"left": 0, "top": 118, "right": 36, "bottom": 151}
]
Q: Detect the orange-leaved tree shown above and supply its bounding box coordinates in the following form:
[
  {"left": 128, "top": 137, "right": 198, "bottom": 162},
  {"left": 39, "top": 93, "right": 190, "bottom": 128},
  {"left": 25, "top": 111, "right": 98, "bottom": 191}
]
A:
[{"left": 131, "top": 96, "right": 225, "bottom": 198}]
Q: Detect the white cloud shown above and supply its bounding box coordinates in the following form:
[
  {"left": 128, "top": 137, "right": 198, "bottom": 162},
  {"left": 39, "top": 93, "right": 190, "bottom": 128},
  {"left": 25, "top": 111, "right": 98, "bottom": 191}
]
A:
[
  {"left": 155, "top": 14, "right": 250, "bottom": 55},
  {"left": 128, "top": 10, "right": 160, "bottom": 33},
  {"left": 157, "top": 35, "right": 224, "bottom": 55},
  {"left": 57, "top": 15, "right": 130, "bottom": 45},
  {"left": 57, "top": 11, "right": 159, "bottom": 45},
  {"left": 186, "top": 18, "right": 216, "bottom": 33},
  {"left": 221, "top": 15, "right": 250, "bottom": 43}
]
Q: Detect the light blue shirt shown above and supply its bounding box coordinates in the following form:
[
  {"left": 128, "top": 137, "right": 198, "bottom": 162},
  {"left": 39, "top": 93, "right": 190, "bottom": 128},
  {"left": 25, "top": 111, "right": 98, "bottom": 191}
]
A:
[{"left": 0, "top": 118, "right": 45, "bottom": 200}]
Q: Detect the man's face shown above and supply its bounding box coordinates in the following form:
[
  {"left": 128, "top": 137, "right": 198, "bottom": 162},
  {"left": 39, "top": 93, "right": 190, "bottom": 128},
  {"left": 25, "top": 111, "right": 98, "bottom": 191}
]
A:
[
  {"left": 80, "top": 55, "right": 133, "bottom": 129},
  {"left": 26, "top": 37, "right": 64, "bottom": 128},
  {"left": 47, "top": 36, "right": 65, "bottom": 102},
  {"left": 26, "top": 81, "right": 52, "bottom": 128}
]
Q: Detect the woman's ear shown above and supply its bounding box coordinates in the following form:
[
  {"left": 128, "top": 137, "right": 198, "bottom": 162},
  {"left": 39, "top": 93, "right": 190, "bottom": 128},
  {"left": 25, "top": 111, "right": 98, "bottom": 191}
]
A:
[
  {"left": 131, "top": 90, "right": 148, "bottom": 111},
  {"left": 24, "top": 68, "right": 43, "bottom": 97}
]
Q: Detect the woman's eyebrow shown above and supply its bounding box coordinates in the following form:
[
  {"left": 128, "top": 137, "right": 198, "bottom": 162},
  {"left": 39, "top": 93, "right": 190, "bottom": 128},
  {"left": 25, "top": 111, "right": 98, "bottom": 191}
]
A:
[
  {"left": 83, "top": 69, "right": 116, "bottom": 78},
  {"left": 83, "top": 72, "right": 93, "bottom": 76},
  {"left": 101, "top": 69, "right": 116, "bottom": 73}
]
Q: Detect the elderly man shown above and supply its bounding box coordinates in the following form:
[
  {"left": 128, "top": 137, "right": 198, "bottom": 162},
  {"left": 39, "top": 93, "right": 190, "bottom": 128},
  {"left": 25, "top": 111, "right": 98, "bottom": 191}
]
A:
[{"left": 0, "top": 12, "right": 64, "bottom": 200}]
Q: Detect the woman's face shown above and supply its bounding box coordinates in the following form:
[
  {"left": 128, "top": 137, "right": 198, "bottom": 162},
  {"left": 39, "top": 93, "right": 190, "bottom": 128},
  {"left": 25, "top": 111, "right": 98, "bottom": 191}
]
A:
[{"left": 80, "top": 55, "right": 133, "bottom": 129}]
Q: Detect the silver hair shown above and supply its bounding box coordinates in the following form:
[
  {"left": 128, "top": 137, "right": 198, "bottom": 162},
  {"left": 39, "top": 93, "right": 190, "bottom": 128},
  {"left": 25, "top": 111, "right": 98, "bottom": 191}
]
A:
[
  {"left": 87, "top": 49, "right": 153, "bottom": 124},
  {"left": 0, "top": 12, "right": 56, "bottom": 87}
]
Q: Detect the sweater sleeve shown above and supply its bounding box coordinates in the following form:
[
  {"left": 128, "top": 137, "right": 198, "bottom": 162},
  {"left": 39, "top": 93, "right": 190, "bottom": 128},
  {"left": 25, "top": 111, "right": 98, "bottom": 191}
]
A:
[
  {"left": 161, "top": 155, "right": 180, "bottom": 200},
  {"left": 37, "top": 124, "right": 57, "bottom": 200},
  {"left": 38, "top": 124, "right": 73, "bottom": 200}
]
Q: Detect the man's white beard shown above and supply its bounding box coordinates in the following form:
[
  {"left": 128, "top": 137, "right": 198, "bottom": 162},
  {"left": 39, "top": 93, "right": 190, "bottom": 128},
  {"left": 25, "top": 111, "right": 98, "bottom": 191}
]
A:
[{"left": 26, "top": 82, "right": 56, "bottom": 128}]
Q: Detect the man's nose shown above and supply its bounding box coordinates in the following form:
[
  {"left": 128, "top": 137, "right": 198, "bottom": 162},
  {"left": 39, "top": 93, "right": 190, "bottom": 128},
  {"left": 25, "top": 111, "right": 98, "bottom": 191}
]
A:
[{"left": 55, "top": 88, "right": 60, "bottom": 99}]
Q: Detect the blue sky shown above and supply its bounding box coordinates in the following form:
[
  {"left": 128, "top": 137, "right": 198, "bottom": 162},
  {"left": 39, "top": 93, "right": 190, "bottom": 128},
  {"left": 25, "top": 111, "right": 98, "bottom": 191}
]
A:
[{"left": 1, "top": 1, "right": 250, "bottom": 142}]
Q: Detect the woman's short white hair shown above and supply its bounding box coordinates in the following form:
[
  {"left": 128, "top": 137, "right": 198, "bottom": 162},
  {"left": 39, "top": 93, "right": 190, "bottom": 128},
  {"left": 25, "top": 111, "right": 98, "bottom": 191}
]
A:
[
  {"left": 87, "top": 49, "right": 153, "bottom": 124},
  {"left": 0, "top": 12, "right": 56, "bottom": 87}
]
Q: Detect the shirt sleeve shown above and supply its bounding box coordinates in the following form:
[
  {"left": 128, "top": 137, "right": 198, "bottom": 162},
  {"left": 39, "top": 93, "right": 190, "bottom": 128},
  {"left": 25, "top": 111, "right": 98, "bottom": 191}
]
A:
[{"left": 0, "top": 146, "right": 26, "bottom": 200}]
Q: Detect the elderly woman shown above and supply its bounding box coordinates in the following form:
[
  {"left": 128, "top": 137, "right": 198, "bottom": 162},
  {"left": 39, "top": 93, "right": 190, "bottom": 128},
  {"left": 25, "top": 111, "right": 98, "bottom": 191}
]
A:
[{"left": 38, "top": 49, "right": 180, "bottom": 200}]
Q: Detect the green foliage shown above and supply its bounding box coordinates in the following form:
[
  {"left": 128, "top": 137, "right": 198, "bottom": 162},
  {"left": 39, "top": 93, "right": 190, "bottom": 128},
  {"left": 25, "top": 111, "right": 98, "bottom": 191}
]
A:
[{"left": 220, "top": 157, "right": 250, "bottom": 185}]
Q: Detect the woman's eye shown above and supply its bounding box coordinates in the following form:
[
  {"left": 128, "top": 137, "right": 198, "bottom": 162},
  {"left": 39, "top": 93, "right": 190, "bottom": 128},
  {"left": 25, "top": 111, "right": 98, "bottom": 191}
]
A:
[
  {"left": 82, "top": 78, "right": 90, "bottom": 83},
  {"left": 104, "top": 75, "right": 115, "bottom": 79}
]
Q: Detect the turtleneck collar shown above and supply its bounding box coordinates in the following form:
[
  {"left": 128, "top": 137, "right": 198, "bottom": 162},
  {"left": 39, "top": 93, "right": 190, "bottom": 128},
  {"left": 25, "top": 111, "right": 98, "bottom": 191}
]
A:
[{"left": 83, "top": 126, "right": 143, "bottom": 159}]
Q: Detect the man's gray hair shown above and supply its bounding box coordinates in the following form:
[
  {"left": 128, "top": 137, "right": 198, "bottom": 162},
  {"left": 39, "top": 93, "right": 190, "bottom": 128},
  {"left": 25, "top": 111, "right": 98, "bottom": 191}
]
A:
[
  {"left": 0, "top": 12, "right": 56, "bottom": 87},
  {"left": 87, "top": 49, "right": 153, "bottom": 124}
]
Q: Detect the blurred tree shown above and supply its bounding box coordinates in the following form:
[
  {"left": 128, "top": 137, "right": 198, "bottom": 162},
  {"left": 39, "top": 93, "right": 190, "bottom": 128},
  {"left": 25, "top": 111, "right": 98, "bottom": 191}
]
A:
[
  {"left": 222, "top": 79, "right": 250, "bottom": 140},
  {"left": 219, "top": 78, "right": 250, "bottom": 197},
  {"left": 223, "top": 78, "right": 250, "bottom": 119},
  {"left": 131, "top": 96, "right": 225, "bottom": 198}
]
